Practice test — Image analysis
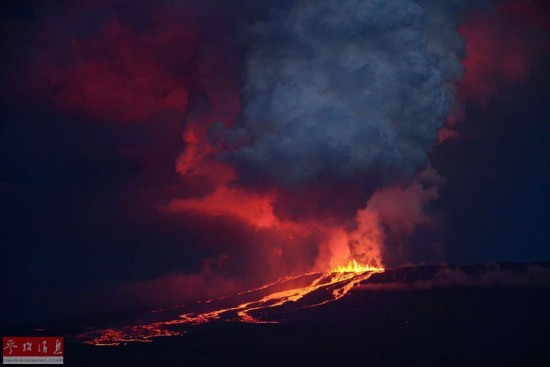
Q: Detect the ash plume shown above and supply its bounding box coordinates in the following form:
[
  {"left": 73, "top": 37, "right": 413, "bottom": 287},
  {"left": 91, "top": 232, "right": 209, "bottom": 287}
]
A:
[
  {"left": 207, "top": 0, "right": 479, "bottom": 268},
  {"left": 217, "top": 0, "right": 468, "bottom": 188}
]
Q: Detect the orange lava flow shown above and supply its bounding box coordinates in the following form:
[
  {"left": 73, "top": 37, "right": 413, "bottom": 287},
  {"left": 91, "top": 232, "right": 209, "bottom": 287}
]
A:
[
  {"left": 78, "top": 323, "right": 182, "bottom": 346},
  {"left": 77, "top": 262, "right": 384, "bottom": 346}
]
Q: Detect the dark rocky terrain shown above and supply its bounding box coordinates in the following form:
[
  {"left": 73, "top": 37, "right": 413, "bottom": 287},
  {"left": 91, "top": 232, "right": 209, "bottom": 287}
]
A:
[{"left": 3, "top": 262, "right": 549, "bottom": 366}]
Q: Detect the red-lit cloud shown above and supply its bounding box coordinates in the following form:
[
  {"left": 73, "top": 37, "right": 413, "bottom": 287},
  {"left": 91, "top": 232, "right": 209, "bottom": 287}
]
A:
[
  {"left": 458, "top": 1, "right": 548, "bottom": 103},
  {"left": 25, "top": 18, "right": 197, "bottom": 122},
  {"left": 9, "top": 2, "right": 242, "bottom": 125},
  {"left": 439, "top": 0, "right": 549, "bottom": 142},
  {"left": 6, "top": 0, "right": 548, "bottom": 317},
  {"left": 167, "top": 165, "right": 278, "bottom": 229}
]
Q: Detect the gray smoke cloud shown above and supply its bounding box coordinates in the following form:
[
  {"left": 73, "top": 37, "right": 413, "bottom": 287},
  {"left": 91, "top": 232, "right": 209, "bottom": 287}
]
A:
[{"left": 217, "top": 0, "right": 469, "bottom": 187}]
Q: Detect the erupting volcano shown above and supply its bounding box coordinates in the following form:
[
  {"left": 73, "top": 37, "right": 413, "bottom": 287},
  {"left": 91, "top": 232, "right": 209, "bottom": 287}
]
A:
[
  {"left": 77, "top": 259, "right": 385, "bottom": 346},
  {"left": 2, "top": 0, "right": 549, "bottom": 365}
]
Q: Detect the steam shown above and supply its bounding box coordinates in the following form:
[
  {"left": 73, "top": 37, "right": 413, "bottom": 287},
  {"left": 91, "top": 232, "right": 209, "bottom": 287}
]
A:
[
  {"left": 360, "top": 166, "right": 444, "bottom": 265},
  {"left": 348, "top": 208, "right": 385, "bottom": 267}
]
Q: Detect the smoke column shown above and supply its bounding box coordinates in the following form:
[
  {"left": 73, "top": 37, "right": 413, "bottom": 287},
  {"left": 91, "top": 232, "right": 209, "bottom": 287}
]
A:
[
  {"left": 203, "top": 0, "right": 469, "bottom": 267},
  {"left": 3, "top": 0, "right": 548, "bottom": 320}
]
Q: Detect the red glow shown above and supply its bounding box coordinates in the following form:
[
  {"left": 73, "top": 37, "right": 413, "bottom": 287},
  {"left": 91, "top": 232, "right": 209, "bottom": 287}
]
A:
[
  {"left": 28, "top": 17, "right": 200, "bottom": 122},
  {"left": 457, "top": 0, "right": 548, "bottom": 104},
  {"left": 61, "top": 22, "right": 189, "bottom": 121},
  {"left": 166, "top": 169, "right": 278, "bottom": 229},
  {"left": 438, "top": 0, "right": 548, "bottom": 140},
  {"left": 78, "top": 266, "right": 384, "bottom": 346}
]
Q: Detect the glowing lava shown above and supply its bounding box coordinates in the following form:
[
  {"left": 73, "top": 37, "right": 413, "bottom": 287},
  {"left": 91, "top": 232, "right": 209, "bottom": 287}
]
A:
[
  {"left": 77, "top": 261, "right": 384, "bottom": 346},
  {"left": 333, "top": 259, "right": 384, "bottom": 273}
]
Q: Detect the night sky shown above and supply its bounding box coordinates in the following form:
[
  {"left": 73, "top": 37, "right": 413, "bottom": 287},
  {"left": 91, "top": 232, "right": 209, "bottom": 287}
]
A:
[{"left": 1, "top": 0, "right": 549, "bottom": 324}]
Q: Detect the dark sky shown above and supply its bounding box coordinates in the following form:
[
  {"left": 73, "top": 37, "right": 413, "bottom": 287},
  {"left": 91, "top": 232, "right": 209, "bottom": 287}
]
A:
[{"left": 1, "top": 0, "right": 549, "bottom": 324}]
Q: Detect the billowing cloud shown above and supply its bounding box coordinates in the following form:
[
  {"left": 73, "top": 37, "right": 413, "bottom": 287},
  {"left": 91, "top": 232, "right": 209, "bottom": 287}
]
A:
[
  {"left": 169, "top": 0, "right": 474, "bottom": 274},
  {"left": 216, "top": 0, "right": 466, "bottom": 188},
  {"left": 3, "top": 0, "right": 548, "bottom": 323},
  {"left": 364, "top": 167, "right": 444, "bottom": 266}
]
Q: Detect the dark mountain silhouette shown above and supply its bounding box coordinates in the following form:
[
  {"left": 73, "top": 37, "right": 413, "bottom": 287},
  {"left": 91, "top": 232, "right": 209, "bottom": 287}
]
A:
[{"left": 3, "top": 262, "right": 549, "bottom": 366}]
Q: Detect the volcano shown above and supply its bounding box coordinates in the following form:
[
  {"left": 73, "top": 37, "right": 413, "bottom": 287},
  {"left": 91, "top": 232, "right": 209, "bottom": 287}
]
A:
[{"left": 6, "top": 262, "right": 548, "bottom": 367}]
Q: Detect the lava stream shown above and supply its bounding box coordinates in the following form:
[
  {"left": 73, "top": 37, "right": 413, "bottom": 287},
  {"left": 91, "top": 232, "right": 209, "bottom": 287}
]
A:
[{"left": 77, "top": 263, "right": 384, "bottom": 346}]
